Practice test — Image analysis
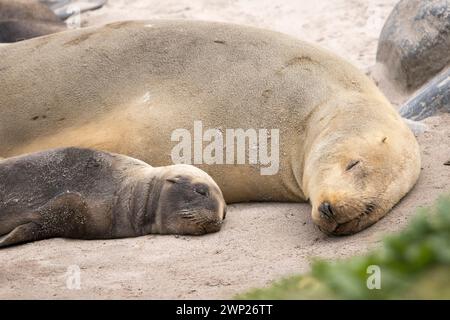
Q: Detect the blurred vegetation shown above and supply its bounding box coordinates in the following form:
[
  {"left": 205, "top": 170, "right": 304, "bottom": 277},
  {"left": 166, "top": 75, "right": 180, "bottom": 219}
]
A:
[{"left": 238, "top": 194, "right": 450, "bottom": 299}]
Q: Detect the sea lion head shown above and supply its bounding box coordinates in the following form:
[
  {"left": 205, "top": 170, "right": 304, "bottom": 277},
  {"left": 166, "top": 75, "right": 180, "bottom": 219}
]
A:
[
  {"left": 304, "top": 109, "right": 421, "bottom": 235},
  {"left": 155, "top": 164, "right": 226, "bottom": 235}
]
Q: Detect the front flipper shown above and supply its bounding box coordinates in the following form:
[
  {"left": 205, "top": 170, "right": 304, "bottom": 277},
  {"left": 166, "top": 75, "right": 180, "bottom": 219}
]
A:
[{"left": 0, "top": 192, "right": 89, "bottom": 248}]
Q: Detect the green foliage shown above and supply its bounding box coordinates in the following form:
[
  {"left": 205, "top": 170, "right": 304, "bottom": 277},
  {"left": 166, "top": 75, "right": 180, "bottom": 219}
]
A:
[{"left": 238, "top": 194, "right": 450, "bottom": 300}]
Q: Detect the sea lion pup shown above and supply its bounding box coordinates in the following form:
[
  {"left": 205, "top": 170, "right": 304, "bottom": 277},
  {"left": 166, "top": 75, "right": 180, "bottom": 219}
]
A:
[
  {"left": 0, "top": 20, "right": 421, "bottom": 235},
  {"left": 0, "top": 0, "right": 65, "bottom": 42},
  {"left": 0, "top": 147, "right": 226, "bottom": 248}
]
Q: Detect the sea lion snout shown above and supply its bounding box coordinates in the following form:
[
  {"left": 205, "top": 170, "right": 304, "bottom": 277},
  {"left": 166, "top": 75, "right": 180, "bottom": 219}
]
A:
[
  {"left": 312, "top": 187, "right": 393, "bottom": 235},
  {"left": 311, "top": 184, "right": 387, "bottom": 235},
  {"left": 318, "top": 202, "right": 334, "bottom": 219}
]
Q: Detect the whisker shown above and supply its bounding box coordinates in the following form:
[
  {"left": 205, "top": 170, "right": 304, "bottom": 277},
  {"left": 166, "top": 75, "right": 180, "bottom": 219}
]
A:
[{"left": 364, "top": 202, "right": 376, "bottom": 214}]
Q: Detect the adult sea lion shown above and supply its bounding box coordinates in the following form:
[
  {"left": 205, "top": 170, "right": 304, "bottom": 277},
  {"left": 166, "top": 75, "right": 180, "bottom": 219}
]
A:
[
  {"left": 0, "top": 20, "right": 421, "bottom": 235},
  {"left": 0, "top": 147, "right": 226, "bottom": 248}
]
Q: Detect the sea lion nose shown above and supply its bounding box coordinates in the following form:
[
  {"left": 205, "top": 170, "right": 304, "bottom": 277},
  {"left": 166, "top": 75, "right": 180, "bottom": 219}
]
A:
[{"left": 319, "top": 202, "right": 334, "bottom": 219}]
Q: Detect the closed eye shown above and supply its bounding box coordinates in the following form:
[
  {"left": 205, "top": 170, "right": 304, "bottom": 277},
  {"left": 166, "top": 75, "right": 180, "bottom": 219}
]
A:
[
  {"left": 345, "top": 160, "right": 360, "bottom": 171},
  {"left": 194, "top": 186, "right": 209, "bottom": 197}
]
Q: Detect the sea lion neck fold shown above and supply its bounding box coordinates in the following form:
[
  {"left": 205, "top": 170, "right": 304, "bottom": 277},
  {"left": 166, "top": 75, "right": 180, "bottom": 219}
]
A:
[{"left": 110, "top": 167, "right": 164, "bottom": 238}]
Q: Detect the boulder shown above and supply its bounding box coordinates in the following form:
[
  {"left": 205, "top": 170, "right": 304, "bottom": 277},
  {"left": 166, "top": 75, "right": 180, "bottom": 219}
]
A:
[
  {"left": 377, "top": 0, "right": 450, "bottom": 92},
  {"left": 400, "top": 67, "right": 450, "bottom": 120}
]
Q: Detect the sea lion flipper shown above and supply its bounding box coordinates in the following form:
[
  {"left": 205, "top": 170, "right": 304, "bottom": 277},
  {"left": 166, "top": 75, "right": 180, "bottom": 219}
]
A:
[
  {"left": 0, "top": 192, "right": 89, "bottom": 248},
  {"left": 35, "top": 191, "right": 90, "bottom": 238},
  {"left": 39, "top": 191, "right": 87, "bottom": 214},
  {"left": 0, "top": 222, "right": 40, "bottom": 248}
]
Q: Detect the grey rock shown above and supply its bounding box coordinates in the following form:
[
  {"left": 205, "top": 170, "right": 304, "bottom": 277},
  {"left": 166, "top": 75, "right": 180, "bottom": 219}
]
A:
[
  {"left": 39, "top": 0, "right": 107, "bottom": 20},
  {"left": 377, "top": 0, "right": 450, "bottom": 92},
  {"left": 400, "top": 67, "right": 450, "bottom": 120}
]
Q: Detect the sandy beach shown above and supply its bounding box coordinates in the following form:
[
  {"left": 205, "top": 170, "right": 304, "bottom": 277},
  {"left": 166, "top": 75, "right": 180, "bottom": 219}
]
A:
[{"left": 0, "top": 0, "right": 449, "bottom": 299}]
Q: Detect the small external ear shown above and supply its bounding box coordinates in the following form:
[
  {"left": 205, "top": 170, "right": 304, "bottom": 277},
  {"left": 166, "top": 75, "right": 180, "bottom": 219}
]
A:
[
  {"left": 166, "top": 176, "right": 182, "bottom": 184},
  {"left": 166, "top": 176, "right": 190, "bottom": 184},
  {"left": 345, "top": 160, "right": 361, "bottom": 171},
  {"left": 382, "top": 137, "right": 387, "bottom": 143}
]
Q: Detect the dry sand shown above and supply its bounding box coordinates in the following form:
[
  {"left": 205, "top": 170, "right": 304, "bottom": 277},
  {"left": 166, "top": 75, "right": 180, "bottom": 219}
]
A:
[{"left": 1, "top": 0, "right": 449, "bottom": 299}]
